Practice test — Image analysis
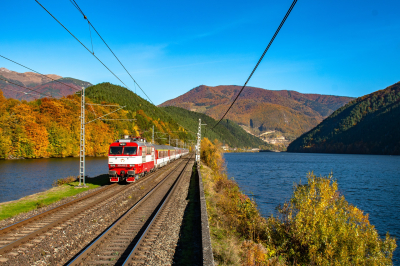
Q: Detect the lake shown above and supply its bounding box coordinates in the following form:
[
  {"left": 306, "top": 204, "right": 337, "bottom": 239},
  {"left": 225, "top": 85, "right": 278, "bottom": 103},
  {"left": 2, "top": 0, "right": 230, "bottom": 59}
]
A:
[
  {"left": 224, "top": 152, "right": 400, "bottom": 265},
  {"left": 0, "top": 153, "right": 399, "bottom": 263},
  {"left": 0, "top": 157, "right": 108, "bottom": 203}
]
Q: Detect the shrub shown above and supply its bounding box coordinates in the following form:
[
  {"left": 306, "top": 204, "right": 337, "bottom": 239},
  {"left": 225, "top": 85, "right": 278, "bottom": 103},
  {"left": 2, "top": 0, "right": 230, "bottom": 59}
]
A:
[
  {"left": 52, "top": 176, "right": 77, "bottom": 187},
  {"left": 267, "top": 173, "right": 397, "bottom": 265},
  {"left": 201, "top": 138, "right": 273, "bottom": 265},
  {"left": 201, "top": 138, "right": 396, "bottom": 265}
]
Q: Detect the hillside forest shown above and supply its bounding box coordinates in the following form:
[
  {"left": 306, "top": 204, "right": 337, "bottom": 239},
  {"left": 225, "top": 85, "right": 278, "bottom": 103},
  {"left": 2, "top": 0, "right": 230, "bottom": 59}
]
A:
[
  {"left": 162, "top": 106, "right": 267, "bottom": 149},
  {"left": 160, "top": 85, "right": 354, "bottom": 140},
  {"left": 287, "top": 82, "right": 400, "bottom": 155},
  {"left": 0, "top": 84, "right": 191, "bottom": 159},
  {"left": 0, "top": 82, "right": 267, "bottom": 159}
]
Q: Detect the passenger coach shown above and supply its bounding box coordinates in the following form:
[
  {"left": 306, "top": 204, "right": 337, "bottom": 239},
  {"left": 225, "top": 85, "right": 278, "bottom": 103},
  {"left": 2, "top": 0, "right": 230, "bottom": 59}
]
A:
[{"left": 108, "top": 135, "right": 189, "bottom": 183}]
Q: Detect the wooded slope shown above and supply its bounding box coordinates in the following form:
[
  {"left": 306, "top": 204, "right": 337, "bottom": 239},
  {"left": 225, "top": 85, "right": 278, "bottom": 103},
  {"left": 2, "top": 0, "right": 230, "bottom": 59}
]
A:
[
  {"left": 162, "top": 106, "right": 266, "bottom": 148},
  {"left": 159, "top": 85, "right": 353, "bottom": 138},
  {"left": 0, "top": 82, "right": 267, "bottom": 159},
  {"left": 0, "top": 83, "right": 192, "bottom": 159},
  {"left": 287, "top": 82, "right": 400, "bottom": 155}
]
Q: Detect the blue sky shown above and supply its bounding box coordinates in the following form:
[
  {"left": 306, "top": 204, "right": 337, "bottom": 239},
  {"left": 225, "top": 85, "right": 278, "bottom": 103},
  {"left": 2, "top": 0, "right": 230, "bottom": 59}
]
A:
[{"left": 1, "top": 0, "right": 399, "bottom": 104}]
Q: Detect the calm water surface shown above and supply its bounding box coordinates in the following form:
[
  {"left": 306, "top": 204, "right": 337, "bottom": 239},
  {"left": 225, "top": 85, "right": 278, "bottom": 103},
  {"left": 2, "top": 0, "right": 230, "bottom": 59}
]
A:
[
  {"left": 1, "top": 153, "right": 399, "bottom": 263},
  {"left": 224, "top": 152, "right": 400, "bottom": 265},
  {"left": 0, "top": 157, "right": 108, "bottom": 203}
]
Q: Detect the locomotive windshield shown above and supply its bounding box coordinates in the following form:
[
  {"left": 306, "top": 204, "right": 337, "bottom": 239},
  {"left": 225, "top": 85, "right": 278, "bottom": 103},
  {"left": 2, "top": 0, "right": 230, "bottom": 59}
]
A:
[
  {"left": 123, "top": 147, "right": 137, "bottom": 155},
  {"left": 109, "top": 147, "right": 123, "bottom": 155}
]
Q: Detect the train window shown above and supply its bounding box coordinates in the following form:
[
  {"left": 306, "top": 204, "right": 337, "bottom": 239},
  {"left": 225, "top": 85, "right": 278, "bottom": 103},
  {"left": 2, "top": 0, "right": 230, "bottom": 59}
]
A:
[
  {"left": 110, "top": 147, "right": 123, "bottom": 155},
  {"left": 123, "top": 147, "right": 137, "bottom": 155}
]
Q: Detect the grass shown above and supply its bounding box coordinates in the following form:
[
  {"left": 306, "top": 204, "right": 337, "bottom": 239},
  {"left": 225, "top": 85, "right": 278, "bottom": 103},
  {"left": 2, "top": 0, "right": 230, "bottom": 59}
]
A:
[{"left": 0, "top": 174, "right": 110, "bottom": 221}]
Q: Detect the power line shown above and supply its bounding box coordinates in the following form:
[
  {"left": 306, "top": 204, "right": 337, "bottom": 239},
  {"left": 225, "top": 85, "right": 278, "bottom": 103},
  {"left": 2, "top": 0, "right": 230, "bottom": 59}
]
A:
[
  {"left": 69, "top": 0, "right": 155, "bottom": 105},
  {"left": 211, "top": 0, "right": 298, "bottom": 129},
  {"left": 0, "top": 55, "right": 81, "bottom": 91},
  {"left": 37, "top": 0, "right": 192, "bottom": 139},
  {"left": 35, "top": 0, "right": 131, "bottom": 91},
  {"left": 68, "top": 0, "right": 194, "bottom": 138}
]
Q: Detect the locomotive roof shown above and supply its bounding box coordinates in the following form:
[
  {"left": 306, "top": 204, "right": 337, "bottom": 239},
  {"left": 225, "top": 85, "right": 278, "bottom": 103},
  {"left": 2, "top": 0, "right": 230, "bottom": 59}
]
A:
[
  {"left": 113, "top": 139, "right": 152, "bottom": 147},
  {"left": 112, "top": 139, "right": 188, "bottom": 150},
  {"left": 153, "top": 144, "right": 177, "bottom": 150}
]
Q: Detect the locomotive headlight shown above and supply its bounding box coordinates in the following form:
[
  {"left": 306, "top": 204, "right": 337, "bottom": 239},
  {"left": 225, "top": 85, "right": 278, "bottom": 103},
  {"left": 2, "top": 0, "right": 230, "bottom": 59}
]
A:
[
  {"left": 110, "top": 164, "right": 115, "bottom": 167},
  {"left": 129, "top": 164, "right": 134, "bottom": 167}
]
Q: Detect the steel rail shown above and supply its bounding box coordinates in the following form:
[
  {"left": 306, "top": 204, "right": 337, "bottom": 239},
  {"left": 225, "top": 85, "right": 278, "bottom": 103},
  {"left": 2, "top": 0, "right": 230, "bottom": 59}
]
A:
[
  {"left": 0, "top": 158, "right": 181, "bottom": 256},
  {"left": 0, "top": 183, "right": 117, "bottom": 235},
  {"left": 122, "top": 154, "right": 194, "bottom": 265},
  {"left": 66, "top": 154, "right": 192, "bottom": 265}
]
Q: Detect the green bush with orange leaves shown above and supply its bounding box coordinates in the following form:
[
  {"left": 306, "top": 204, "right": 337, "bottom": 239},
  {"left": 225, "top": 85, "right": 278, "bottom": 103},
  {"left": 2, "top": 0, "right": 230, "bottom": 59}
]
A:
[
  {"left": 200, "top": 137, "right": 396, "bottom": 265},
  {"left": 267, "top": 174, "right": 396, "bottom": 265},
  {"left": 201, "top": 137, "right": 279, "bottom": 265}
]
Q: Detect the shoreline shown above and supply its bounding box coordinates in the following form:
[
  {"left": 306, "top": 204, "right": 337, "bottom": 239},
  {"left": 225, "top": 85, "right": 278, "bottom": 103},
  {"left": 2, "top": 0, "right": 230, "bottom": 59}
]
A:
[
  {"left": 0, "top": 175, "right": 109, "bottom": 223},
  {"left": 0, "top": 155, "right": 108, "bottom": 161},
  {"left": 200, "top": 137, "right": 397, "bottom": 265}
]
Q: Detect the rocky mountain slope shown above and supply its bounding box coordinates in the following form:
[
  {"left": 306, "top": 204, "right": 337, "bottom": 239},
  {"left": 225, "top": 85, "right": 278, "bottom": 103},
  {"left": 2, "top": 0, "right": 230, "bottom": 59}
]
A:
[
  {"left": 287, "top": 81, "right": 400, "bottom": 155},
  {"left": 159, "top": 85, "right": 354, "bottom": 139},
  {"left": 0, "top": 67, "right": 92, "bottom": 101}
]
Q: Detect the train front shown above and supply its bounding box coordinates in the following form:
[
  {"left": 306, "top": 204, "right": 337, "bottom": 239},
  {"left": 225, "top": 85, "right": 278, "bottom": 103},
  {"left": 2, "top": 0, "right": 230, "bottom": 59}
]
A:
[{"left": 108, "top": 139, "right": 139, "bottom": 182}]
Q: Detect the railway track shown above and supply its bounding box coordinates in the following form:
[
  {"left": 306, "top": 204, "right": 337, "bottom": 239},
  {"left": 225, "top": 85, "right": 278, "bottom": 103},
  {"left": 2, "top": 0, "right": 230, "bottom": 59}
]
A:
[
  {"left": 66, "top": 154, "right": 194, "bottom": 265},
  {"left": 0, "top": 157, "right": 184, "bottom": 259}
]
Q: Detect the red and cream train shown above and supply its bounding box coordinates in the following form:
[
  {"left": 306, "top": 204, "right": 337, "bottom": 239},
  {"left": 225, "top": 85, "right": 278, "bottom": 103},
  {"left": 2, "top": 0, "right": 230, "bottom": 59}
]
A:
[{"left": 108, "top": 135, "right": 189, "bottom": 182}]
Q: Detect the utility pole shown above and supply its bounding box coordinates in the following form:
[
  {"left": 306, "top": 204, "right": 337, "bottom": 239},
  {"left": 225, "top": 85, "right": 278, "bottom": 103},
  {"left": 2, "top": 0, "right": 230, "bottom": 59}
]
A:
[
  {"left": 77, "top": 91, "right": 129, "bottom": 187},
  {"left": 196, "top": 119, "right": 207, "bottom": 163},
  {"left": 196, "top": 119, "right": 201, "bottom": 163},
  {"left": 79, "top": 87, "right": 86, "bottom": 187}
]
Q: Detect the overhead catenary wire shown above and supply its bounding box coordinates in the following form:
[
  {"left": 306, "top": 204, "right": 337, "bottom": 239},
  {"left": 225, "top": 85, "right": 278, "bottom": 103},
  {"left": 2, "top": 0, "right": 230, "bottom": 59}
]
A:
[
  {"left": 35, "top": 0, "right": 131, "bottom": 91},
  {"left": 68, "top": 0, "right": 155, "bottom": 105},
  {"left": 36, "top": 0, "right": 195, "bottom": 140},
  {"left": 211, "top": 0, "right": 298, "bottom": 129},
  {"left": 0, "top": 55, "right": 81, "bottom": 91},
  {"left": 69, "top": 0, "right": 196, "bottom": 138}
]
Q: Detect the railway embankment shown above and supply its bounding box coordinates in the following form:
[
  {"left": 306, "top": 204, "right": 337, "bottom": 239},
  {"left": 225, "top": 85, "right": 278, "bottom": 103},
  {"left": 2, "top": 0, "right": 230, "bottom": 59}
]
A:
[
  {"left": 200, "top": 137, "right": 397, "bottom": 265},
  {"left": 0, "top": 159, "right": 186, "bottom": 264},
  {"left": 0, "top": 155, "right": 216, "bottom": 265}
]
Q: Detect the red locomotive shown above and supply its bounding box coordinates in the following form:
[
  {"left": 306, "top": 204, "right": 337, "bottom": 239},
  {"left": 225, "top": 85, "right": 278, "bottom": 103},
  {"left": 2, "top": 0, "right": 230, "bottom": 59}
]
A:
[{"left": 108, "top": 135, "right": 188, "bottom": 182}]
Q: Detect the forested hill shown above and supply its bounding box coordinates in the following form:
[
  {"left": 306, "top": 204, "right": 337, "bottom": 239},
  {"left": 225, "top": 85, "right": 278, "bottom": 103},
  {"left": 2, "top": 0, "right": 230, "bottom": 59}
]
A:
[
  {"left": 0, "top": 82, "right": 266, "bottom": 159},
  {"left": 86, "top": 83, "right": 265, "bottom": 148},
  {"left": 162, "top": 106, "right": 266, "bottom": 148},
  {"left": 0, "top": 83, "right": 191, "bottom": 159},
  {"left": 83, "top": 83, "right": 192, "bottom": 145},
  {"left": 287, "top": 82, "right": 400, "bottom": 155},
  {"left": 159, "top": 85, "right": 354, "bottom": 139}
]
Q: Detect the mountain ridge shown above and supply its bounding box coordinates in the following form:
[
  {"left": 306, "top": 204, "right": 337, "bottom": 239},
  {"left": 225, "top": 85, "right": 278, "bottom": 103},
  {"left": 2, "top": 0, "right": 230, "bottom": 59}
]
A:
[
  {"left": 159, "top": 85, "right": 354, "bottom": 138},
  {"left": 0, "top": 67, "right": 92, "bottom": 101},
  {"left": 287, "top": 81, "right": 400, "bottom": 155}
]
